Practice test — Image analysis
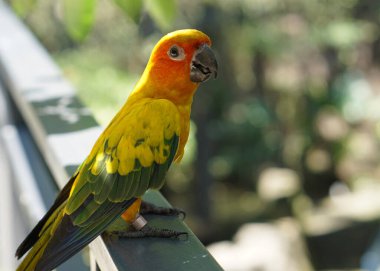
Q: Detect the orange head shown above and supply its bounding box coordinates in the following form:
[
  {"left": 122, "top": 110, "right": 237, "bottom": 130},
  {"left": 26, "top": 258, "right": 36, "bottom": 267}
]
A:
[{"left": 135, "top": 29, "right": 218, "bottom": 105}]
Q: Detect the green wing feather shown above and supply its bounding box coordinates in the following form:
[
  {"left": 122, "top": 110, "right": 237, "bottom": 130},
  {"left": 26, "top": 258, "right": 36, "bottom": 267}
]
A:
[
  {"left": 66, "top": 133, "right": 178, "bottom": 226},
  {"left": 66, "top": 98, "right": 180, "bottom": 222}
]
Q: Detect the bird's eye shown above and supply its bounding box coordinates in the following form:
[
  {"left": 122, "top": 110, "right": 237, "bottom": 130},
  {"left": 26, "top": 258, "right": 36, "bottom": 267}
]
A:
[
  {"left": 168, "top": 45, "right": 185, "bottom": 61},
  {"left": 170, "top": 47, "right": 179, "bottom": 57}
]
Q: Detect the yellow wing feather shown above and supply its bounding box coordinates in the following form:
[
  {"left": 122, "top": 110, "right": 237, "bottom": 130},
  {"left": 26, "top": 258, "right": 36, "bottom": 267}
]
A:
[
  {"left": 90, "top": 98, "right": 180, "bottom": 176},
  {"left": 65, "top": 98, "right": 181, "bottom": 215}
]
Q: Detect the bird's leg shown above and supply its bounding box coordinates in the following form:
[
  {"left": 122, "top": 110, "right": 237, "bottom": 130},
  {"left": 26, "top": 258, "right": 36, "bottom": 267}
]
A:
[
  {"left": 111, "top": 214, "right": 188, "bottom": 239},
  {"left": 140, "top": 200, "right": 186, "bottom": 219}
]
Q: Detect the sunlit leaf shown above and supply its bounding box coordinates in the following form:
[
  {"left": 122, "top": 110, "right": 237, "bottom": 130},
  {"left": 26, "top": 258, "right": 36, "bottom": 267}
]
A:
[
  {"left": 62, "top": 0, "right": 96, "bottom": 42},
  {"left": 144, "top": 0, "right": 177, "bottom": 30},
  {"left": 113, "top": 0, "right": 142, "bottom": 23},
  {"left": 11, "top": 0, "right": 37, "bottom": 18}
]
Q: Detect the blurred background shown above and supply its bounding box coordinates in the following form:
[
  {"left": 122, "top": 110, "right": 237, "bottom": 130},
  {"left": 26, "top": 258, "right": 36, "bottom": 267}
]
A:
[{"left": 6, "top": 0, "right": 380, "bottom": 270}]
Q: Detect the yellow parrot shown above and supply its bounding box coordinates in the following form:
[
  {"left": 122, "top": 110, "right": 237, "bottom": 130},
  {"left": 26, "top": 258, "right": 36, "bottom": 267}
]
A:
[{"left": 15, "top": 29, "right": 217, "bottom": 271}]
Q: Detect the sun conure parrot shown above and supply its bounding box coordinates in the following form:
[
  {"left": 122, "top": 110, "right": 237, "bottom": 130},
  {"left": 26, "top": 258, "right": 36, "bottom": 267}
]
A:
[{"left": 15, "top": 29, "right": 217, "bottom": 271}]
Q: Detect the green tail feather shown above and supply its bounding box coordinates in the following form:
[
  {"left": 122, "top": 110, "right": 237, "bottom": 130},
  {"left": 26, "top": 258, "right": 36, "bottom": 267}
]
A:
[{"left": 17, "top": 204, "right": 65, "bottom": 271}]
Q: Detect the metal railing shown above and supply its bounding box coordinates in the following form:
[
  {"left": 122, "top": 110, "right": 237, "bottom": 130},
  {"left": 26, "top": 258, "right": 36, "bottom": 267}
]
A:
[{"left": 0, "top": 2, "right": 222, "bottom": 270}]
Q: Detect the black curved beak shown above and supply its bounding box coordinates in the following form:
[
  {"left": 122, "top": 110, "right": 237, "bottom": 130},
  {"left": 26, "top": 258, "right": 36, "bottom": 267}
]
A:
[{"left": 190, "top": 44, "right": 218, "bottom": 83}]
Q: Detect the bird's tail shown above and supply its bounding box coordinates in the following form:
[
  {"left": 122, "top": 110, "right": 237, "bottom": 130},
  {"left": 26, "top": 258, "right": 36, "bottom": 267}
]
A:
[{"left": 16, "top": 203, "right": 65, "bottom": 271}]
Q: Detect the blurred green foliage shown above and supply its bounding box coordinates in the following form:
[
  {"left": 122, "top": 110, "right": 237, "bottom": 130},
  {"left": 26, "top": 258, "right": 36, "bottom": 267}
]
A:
[
  {"left": 10, "top": 0, "right": 380, "bottom": 260},
  {"left": 9, "top": 0, "right": 177, "bottom": 41},
  {"left": 113, "top": 0, "right": 142, "bottom": 23},
  {"left": 62, "top": 0, "right": 97, "bottom": 42},
  {"left": 9, "top": 0, "right": 36, "bottom": 17}
]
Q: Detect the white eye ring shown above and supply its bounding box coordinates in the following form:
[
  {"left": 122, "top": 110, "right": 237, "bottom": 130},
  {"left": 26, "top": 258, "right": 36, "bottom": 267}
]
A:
[{"left": 167, "top": 45, "right": 185, "bottom": 61}]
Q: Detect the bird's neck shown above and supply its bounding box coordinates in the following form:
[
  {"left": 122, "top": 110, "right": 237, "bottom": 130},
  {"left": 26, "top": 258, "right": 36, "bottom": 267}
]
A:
[{"left": 131, "top": 66, "right": 199, "bottom": 106}]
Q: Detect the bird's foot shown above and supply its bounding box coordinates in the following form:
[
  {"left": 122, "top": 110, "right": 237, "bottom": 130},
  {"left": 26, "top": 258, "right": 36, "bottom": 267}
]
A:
[
  {"left": 112, "top": 225, "right": 188, "bottom": 239},
  {"left": 140, "top": 200, "right": 186, "bottom": 220},
  {"left": 105, "top": 214, "right": 188, "bottom": 240}
]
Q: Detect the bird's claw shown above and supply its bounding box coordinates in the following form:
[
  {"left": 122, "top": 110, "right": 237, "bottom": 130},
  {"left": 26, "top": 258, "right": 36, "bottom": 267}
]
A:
[
  {"left": 109, "top": 225, "right": 188, "bottom": 240},
  {"left": 140, "top": 201, "right": 186, "bottom": 220}
]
